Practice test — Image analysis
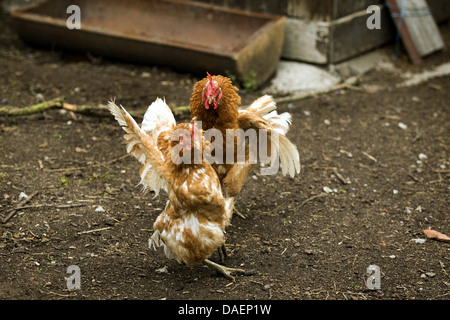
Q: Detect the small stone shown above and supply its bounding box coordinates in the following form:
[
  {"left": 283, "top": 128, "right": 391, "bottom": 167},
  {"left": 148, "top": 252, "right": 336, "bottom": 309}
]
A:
[
  {"left": 35, "top": 93, "right": 45, "bottom": 102},
  {"left": 404, "top": 207, "right": 412, "bottom": 214},
  {"left": 418, "top": 153, "right": 428, "bottom": 161},
  {"left": 425, "top": 272, "right": 436, "bottom": 278},
  {"left": 323, "top": 186, "right": 333, "bottom": 194},
  {"left": 95, "top": 206, "right": 105, "bottom": 213},
  {"left": 105, "top": 216, "right": 115, "bottom": 226},
  {"left": 18, "top": 192, "right": 28, "bottom": 201},
  {"left": 398, "top": 122, "right": 407, "bottom": 130},
  {"left": 155, "top": 266, "right": 168, "bottom": 274}
]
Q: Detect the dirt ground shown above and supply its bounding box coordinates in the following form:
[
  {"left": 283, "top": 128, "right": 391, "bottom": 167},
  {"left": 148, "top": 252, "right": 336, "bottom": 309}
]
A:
[{"left": 0, "top": 12, "right": 449, "bottom": 300}]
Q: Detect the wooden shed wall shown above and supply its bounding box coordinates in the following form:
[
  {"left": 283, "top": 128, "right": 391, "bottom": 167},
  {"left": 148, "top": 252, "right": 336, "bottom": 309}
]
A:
[{"left": 193, "top": 0, "right": 449, "bottom": 64}]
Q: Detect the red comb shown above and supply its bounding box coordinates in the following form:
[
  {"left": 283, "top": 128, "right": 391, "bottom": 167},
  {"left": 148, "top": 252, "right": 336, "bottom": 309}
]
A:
[{"left": 207, "top": 72, "right": 215, "bottom": 89}]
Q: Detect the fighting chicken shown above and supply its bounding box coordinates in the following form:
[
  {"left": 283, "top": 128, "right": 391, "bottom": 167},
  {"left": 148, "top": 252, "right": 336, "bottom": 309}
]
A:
[
  {"left": 190, "top": 73, "right": 301, "bottom": 214},
  {"left": 108, "top": 98, "right": 244, "bottom": 280}
]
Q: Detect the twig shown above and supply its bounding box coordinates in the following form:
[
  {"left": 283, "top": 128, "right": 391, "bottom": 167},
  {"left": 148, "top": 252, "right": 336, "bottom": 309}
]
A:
[
  {"left": 361, "top": 151, "right": 378, "bottom": 163},
  {"left": 297, "top": 193, "right": 327, "bottom": 210},
  {"left": 48, "top": 291, "right": 73, "bottom": 298},
  {"left": 332, "top": 167, "right": 351, "bottom": 185},
  {"left": 274, "top": 76, "right": 360, "bottom": 105},
  {"left": 7, "top": 203, "right": 85, "bottom": 211},
  {"left": 433, "top": 169, "right": 450, "bottom": 173},
  {"left": 2, "top": 191, "right": 38, "bottom": 223},
  {"left": 105, "top": 154, "right": 131, "bottom": 164},
  {"left": 77, "top": 227, "right": 111, "bottom": 235},
  {"left": 0, "top": 98, "right": 64, "bottom": 116},
  {"left": 0, "top": 97, "right": 144, "bottom": 118},
  {"left": 44, "top": 154, "right": 131, "bottom": 173}
]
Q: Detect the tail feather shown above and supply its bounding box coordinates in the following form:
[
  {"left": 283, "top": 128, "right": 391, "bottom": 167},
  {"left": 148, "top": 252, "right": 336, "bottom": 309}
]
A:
[
  {"left": 251, "top": 95, "right": 300, "bottom": 178},
  {"left": 264, "top": 110, "right": 292, "bottom": 135},
  {"left": 277, "top": 133, "right": 301, "bottom": 178}
]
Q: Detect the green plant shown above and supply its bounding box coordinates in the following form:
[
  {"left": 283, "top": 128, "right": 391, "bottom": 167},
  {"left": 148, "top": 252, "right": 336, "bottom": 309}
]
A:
[
  {"left": 60, "top": 176, "right": 68, "bottom": 186},
  {"left": 242, "top": 70, "right": 258, "bottom": 92}
]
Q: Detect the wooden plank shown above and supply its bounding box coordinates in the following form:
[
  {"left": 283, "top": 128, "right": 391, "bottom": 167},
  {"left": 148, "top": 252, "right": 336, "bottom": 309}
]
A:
[
  {"left": 192, "top": 0, "right": 288, "bottom": 14},
  {"left": 332, "top": 0, "right": 384, "bottom": 19},
  {"left": 330, "top": 5, "right": 395, "bottom": 63},
  {"left": 287, "top": 0, "right": 333, "bottom": 21},
  {"left": 396, "top": 0, "right": 444, "bottom": 57},
  {"left": 282, "top": 17, "right": 329, "bottom": 64},
  {"left": 387, "top": 0, "right": 444, "bottom": 64},
  {"left": 386, "top": 0, "right": 423, "bottom": 65}
]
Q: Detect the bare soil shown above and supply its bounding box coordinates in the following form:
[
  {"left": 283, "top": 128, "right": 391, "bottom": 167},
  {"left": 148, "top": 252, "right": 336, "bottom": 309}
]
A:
[{"left": 0, "top": 12, "right": 449, "bottom": 300}]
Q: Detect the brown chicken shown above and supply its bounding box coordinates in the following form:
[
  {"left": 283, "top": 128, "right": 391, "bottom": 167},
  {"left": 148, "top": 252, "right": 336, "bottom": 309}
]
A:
[
  {"left": 190, "top": 73, "right": 301, "bottom": 215},
  {"left": 108, "top": 98, "right": 244, "bottom": 280}
]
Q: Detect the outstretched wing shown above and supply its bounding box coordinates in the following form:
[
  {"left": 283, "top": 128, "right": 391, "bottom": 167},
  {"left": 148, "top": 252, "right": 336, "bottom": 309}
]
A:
[
  {"left": 108, "top": 100, "right": 171, "bottom": 196},
  {"left": 238, "top": 95, "right": 300, "bottom": 178}
]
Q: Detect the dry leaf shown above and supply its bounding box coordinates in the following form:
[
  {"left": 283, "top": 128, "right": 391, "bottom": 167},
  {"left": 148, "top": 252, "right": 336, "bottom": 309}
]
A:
[{"left": 423, "top": 229, "right": 450, "bottom": 242}]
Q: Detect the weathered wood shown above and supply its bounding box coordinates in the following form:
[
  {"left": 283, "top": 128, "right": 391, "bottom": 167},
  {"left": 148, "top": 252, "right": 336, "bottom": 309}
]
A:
[
  {"left": 282, "top": 17, "right": 329, "bottom": 64},
  {"left": 396, "top": 0, "right": 444, "bottom": 57},
  {"left": 287, "top": 0, "right": 333, "bottom": 21},
  {"left": 386, "top": 0, "right": 423, "bottom": 65},
  {"left": 332, "top": 0, "right": 384, "bottom": 19},
  {"left": 330, "top": 5, "right": 395, "bottom": 63},
  {"left": 387, "top": 0, "right": 444, "bottom": 64},
  {"left": 194, "top": 0, "right": 447, "bottom": 64},
  {"left": 193, "top": 0, "right": 288, "bottom": 14}
]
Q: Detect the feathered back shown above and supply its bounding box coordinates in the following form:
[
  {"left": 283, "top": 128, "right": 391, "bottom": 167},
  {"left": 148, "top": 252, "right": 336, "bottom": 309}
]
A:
[{"left": 142, "top": 98, "right": 176, "bottom": 141}]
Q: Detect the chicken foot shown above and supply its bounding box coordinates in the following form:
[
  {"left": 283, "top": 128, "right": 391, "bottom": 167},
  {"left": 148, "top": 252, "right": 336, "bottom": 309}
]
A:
[
  {"left": 233, "top": 205, "right": 246, "bottom": 219},
  {"left": 204, "top": 259, "right": 245, "bottom": 281}
]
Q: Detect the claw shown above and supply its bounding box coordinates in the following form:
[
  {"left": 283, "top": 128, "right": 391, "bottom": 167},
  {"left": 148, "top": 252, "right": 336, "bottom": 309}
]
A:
[
  {"left": 233, "top": 205, "right": 246, "bottom": 219},
  {"left": 204, "top": 259, "right": 245, "bottom": 281}
]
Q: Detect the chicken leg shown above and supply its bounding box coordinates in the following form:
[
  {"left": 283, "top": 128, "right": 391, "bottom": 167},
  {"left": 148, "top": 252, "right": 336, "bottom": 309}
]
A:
[
  {"left": 217, "top": 243, "right": 227, "bottom": 263},
  {"left": 204, "top": 259, "right": 245, "bottom": 281}
]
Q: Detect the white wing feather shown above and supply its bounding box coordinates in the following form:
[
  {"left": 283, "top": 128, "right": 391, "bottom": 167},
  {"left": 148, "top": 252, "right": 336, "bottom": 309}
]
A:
[
  {"left": 108, "top": 99, "right": 169, "bottom": 196},
  {"left": 141, "top": 98, "right": 176, "bottom": 141},
  {"left": 240, "top": 95, "right": 300, "bottom": 177}
]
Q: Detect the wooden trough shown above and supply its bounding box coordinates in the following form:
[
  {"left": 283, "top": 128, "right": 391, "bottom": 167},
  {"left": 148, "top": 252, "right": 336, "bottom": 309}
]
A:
[{"left": 11, "top": 0, "right": 286, "bottom": 87}]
